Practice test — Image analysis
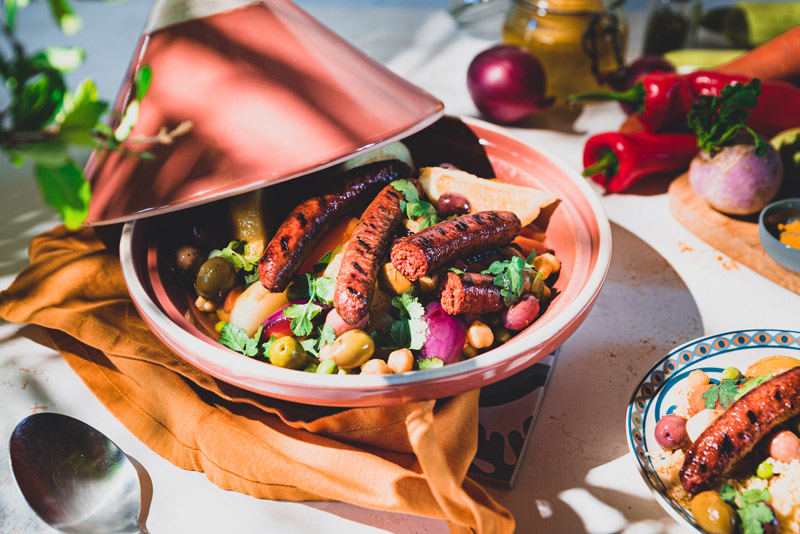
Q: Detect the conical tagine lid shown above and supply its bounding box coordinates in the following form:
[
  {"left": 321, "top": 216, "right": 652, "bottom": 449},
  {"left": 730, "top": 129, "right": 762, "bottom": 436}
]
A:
[{"left": 85, "top": 0, "right": 443, "bottom": 224}]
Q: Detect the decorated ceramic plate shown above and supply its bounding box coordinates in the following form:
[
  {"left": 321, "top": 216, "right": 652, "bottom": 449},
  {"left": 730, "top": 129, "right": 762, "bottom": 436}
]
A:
[{"left": 626, "top": 329, "right": 800, "bottom": 531}]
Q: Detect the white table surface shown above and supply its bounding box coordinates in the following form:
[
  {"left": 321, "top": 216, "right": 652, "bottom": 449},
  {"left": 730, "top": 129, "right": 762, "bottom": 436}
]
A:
[{"left": 2, "top": 2, "right": 799, "bottom": 533}]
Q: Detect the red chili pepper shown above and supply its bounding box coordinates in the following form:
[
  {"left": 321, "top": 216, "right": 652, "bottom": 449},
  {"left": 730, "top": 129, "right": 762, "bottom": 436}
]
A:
[
  {"left": 570, "top": 72, "right": 692, "bottom": 131},
  {"left": 582, "top": 132, "right": 698, "bottom": 192},
  {"left": 570, "top": 71, "right": 800, "bottom": 135}
]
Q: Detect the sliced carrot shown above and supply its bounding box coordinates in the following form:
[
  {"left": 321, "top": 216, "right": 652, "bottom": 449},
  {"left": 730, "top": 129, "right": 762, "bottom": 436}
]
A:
[
  {"left": 298, "top": 217, "right": 359, "bottom": 275},
  {"left": 513, "top": 236, "right": 549, "bottom": 258}
]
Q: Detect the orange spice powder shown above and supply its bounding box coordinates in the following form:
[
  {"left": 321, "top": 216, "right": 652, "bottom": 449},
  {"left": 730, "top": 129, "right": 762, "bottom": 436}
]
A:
[{"left": 778, "top": 220, "right": 800, "bottom": 250}]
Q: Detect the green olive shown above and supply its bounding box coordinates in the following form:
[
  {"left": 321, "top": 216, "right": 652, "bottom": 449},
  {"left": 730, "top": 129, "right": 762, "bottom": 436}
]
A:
[
  {"left": 690, "top": 491, "right": 737, "bottom": 534},
  {"left": 195, "top": 257, "right": 236, "bottom": 303},
  {"left": 493, "top": 326, "right": 513, "bottom": 345},
  {"left": 268, "top": 337, "right": 307, "bottom": 370},
  {"left": 331, "top": 329, "right": 375, "bottom": 370},
  {"left": 721, "top": 366, "right": 743, "bottom": 381}
]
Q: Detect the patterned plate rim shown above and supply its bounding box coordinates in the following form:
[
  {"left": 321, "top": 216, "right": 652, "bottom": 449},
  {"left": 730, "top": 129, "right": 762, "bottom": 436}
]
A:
[{"left": 625, "top": 329, "right": 800, "bottom": 530}]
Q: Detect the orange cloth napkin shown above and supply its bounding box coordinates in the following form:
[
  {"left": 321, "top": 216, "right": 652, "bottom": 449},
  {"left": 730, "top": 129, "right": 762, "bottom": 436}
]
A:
[{"left": 0, "top": 225, "right": 515, "bottom": 534}]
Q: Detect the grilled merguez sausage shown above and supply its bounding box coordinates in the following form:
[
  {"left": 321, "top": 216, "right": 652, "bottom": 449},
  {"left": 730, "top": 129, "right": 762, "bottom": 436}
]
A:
[
  {"left": 334, "top": 180, "right": 423, "bottom": 325},
  {"left": 680, "top": 366, "right": 800, "bottom": 494},
  {"left": 390, "top": 211, "right": 521, "bottom": 281},
  {"left": 440, "top": 272, "right": 504, "bottom": 315},
  {"left": 258, "top": 160, "right": 411, "bottom": 292}
]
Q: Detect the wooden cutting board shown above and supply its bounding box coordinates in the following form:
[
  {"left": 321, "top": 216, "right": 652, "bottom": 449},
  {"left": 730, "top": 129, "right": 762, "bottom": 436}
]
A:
[{"left": 668, "top": 173, "right": 800, "bottom": 295}]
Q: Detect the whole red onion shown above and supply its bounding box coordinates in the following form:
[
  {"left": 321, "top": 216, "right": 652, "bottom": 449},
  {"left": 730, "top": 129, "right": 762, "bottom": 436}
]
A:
[{"left": 467, "top": 45, "right": 554, "bottom": 123}]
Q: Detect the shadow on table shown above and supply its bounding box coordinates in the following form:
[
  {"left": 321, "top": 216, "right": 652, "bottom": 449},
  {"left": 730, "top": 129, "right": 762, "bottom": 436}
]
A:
[{"left": 485, "top": 221, "right": 704, "bottom": 533}]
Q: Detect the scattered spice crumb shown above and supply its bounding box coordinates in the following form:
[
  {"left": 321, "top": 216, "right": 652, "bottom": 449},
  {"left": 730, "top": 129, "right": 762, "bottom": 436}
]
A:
[
  {"left": 717, "top": 256, "right": 739, "bottom": 271},
  {"left": 31, "top": 403, "right": 47, "bottom": 414},
  {"left": 778, "top": 219, "right": 800, "bottom": 250},
  {"left": 678, "top": 242, "right": 694, "bottom": 253}
]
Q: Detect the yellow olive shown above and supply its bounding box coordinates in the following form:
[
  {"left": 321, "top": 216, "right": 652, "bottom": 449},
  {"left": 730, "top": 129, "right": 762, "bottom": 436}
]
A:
[
  {"left": 379, "top": 262, "right": 413, "bottom": 295},
  {"left": 690, "top": 491, "right": 737, "bottom": 534},
  {"left": 331, "top": 329, "right": 375, "bottom": 370},
  {"left": 268, "top": 337, "right": 307, "bottom": 370}
]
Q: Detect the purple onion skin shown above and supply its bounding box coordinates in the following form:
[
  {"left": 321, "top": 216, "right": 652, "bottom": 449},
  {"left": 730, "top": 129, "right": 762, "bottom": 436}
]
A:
[
  {"left": 688, "top": 143, "right": 783, "bottom": 216},
  {"left": 419, "top": 302, "right": 466, "bottom": 365},
  {"left": 467, "top": 45, "right": 554, "bottom": 123}
]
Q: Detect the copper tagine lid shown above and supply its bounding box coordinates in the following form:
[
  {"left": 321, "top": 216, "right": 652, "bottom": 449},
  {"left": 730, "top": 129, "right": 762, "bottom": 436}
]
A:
[{"left": 85, "top": 0, "right": 443, "bottom": 225}]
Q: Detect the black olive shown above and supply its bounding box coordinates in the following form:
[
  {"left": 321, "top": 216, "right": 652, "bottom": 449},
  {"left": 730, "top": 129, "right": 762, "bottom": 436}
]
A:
[
  {"left": 176, "top": 245, "right": 204, "bottom": 275},
  {"left": 195, "top": 257, "right": 236, "bottom": 303}
]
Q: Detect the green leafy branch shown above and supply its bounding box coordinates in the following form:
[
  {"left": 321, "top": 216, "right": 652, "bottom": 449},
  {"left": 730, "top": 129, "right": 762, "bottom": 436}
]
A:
[{"left": 0, "top": 0, "right": 186, "bottom": 228}]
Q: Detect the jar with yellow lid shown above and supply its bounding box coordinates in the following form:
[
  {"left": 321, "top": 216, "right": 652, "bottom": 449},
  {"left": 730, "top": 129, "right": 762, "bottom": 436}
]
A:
[{"left": 502, "top": 0, "right": 628, "bottom": 105}]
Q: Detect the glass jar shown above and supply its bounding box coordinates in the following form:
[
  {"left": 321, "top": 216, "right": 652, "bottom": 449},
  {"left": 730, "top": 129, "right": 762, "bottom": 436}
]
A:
[{"left": 502, "top": 0, "right": 628, "bottom": 104}]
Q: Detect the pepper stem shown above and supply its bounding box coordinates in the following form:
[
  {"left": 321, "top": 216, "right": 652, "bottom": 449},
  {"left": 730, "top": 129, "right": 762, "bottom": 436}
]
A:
[
  {"left": 582, "top": 149, "right": 619, "bottom": 180},
  {"left": 568, "top": 82, "right": 646, "bottom": 111}
]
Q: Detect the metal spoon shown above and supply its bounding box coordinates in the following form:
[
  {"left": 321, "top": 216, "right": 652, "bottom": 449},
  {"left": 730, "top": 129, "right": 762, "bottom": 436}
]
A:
[{"left": 9, "top": 412, "right": 148, "bottom": 533}]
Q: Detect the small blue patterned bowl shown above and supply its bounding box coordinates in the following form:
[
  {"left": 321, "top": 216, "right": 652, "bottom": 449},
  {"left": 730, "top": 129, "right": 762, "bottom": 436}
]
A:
[{"left": 626, "top": 329, "right": 800, "bottom": 532}]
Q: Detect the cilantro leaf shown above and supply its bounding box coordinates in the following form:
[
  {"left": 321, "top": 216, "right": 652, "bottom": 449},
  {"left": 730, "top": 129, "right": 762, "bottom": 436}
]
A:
[
  {"left": 483, "top": 256, "right": 527, "bottom": 306},
  {"left": 318, "top": 323, "right": 336, "bottom": 348},
  {"left": 688, "top": 79, "right": 768, "bottom": 155},
  {"left": 390, "top": 290, "right": 428, "bottom": 350},
  {"left": 300, "top": 338, "right": 319, "bottom": 357},
  {"left": 244, "top": 271, "right": 260, "bottom": 286},
  {"left": 702, "top": 378, "right": 742, "bottom": 409},
  {"left": 418, "top": 357, "right": 443, "bottom": 370},
  {"left": 261, "top": 335, "right": 277, "bottom": 358},
  {"left": 313, "top": 276, "right": 335, "bottom": 305},
  {"left": 390, "top": 179, "right": 420, "bottom": 205},
  {"left": 283, "top": 301, "right": 322, "bottom": 337},
  {"left": 390, "top": 179, "right": 441, "bottom": 229},
  {"left": 720, "top": 484, "right": 774, "bottom": 534},
  {"left": 219, "top": 323, "right": 262, "bottom": 358},
  {"left": 314, "top": 246, "right": 341, "bottom": 273},
  {"left": 734, "top": 375, "right": 771, "bottom": 401},
  {"left": 217, "top": 240, "right": 260, "bottom": 272}
]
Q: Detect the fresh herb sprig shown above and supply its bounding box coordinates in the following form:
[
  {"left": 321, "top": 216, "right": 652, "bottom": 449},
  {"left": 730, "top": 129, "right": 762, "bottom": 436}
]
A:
[
  {"left": 719, "top": 484, "right": 774, "bottom": 534},
  {"left": 1, "top": 2, "right": 189, "bottom": 228},
  {"left": 703, "top": 374, "right": 772, "bottom": 409},
  {"left": 282, "top": 273, "right": 335, "bottom": 337},
  {"left": 688, "top": 78, "right": 770, "bottom": 156},
  {"left": 214, "top": 240, "right": 260, "bottom": 272},
  {"left": 390, "top": 290, "right": 428, "bottom": 350},
  {"left": 481, "top": 252, "right": 539, "bottom": 306},
  {"left": 390, "top": 179, "right": 441, "bottom": 230}
]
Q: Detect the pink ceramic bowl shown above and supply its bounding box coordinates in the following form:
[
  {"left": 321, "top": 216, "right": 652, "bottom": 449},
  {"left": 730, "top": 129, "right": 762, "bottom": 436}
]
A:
[{"left": 120, "top": 117, "right": 611, "bottom": 406}]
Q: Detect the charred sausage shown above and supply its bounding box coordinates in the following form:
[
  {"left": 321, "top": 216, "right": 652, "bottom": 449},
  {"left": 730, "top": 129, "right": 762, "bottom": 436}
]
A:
[
  {"left": 334, "top": 180, "right": 423, "bottom": 325},
  {"left": 439, "top": 272, "right": 505, "bottom": 315},
  {"left": 390, "top": 211, "right": 521, "bottom": 281},
  {"left": 258, "top": 160, "right": 410, "bottom": 292},
  {"left": 680, "top": 366, "right": 800, "bottom": 494}
]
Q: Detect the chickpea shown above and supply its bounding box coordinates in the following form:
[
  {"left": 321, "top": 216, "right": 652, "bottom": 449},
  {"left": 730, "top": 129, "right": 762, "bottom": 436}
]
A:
[
  {"left": 318, "top": 344, "right": 334, "bottom": 361},
  {"left": 331, "top": 329, "right": 375, "bottom": 370},
  {"left": 467, "top": 321, "right": 494, "bottom": 349},
  {"left": 688, "top": 370, "right": 710, "bottom": 390},
  {"left": 361, "top": 359, "right": 392, "bottom": 375},
  {"left": 195, "top": 295, "right": 217, "bottom": 312},
  {"left": 533, "top": 253, "right": 560, "bottom": 280},
  {"left": 387, "top": 348, "right": 415, "bottom": 373}
]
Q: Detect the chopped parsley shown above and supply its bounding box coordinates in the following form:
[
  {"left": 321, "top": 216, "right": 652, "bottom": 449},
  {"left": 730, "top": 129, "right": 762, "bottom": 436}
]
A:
[
  {"left": 219, "top": 323, "right": 264, "bottom": 358},
  {"left": 214, "top": 240, "right": 260, "bottom": 272},
  {"left": 719, "top": 484, "right": 774, "bottom": 534},
  {"left": 390, "top": 179, "right": 441, "bottom": 229},
  {"left": 300, "top": 323, "right": 337, "bottom": 357},
  {"left": 390, "top": 290, "right": 428, "bottom": 350},
  {"left": 688, "top": 78, "right": 770, "bottom": 156},
  {"left": 481, "top": 252, "right": 538, "bottom": 306}
]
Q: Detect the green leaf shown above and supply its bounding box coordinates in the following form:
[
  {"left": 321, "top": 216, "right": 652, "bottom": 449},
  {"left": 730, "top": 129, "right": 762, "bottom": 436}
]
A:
[
  {"left": 688, "top": 79, "right": 764, "bottom": 154},
  {"left": 13, "top": 69, "right": 66, "bottom": 130},
  {"left": 282, "top": 301, "right": 322, "bottom": 337},
  {"left": 390, "top": 290, "right": 427, "bottom": 350},
  {"left": 31, "top": 46, "right": 85, "bottom": 72},
  {"left": 300, "top": 338, "right": 318, "bottom": 357},
  {"left": 218, "top": 323, "right": 262, "bottom": 357},
  {"left": 702, "top": 378, "right": 742, "bottom": 409},
  {"left": 135, "top": 65, "right": 152, "bottom": 101},
  {"left": 313, "top": 276, "right": 335, "bottom": 305},
  {"left": 33, "top": 159, "right": 90, "bottom": 229},
  {"left": 114, "top": 100, "right": 139, "bottom": 142},
  {"left": 482, "top": 256, "right": 526, "bottom": 305},
  {"left": 57, "top": 79, "right": 108, "bottom": 146},
  {"left": 7, "top": 139, "right": 69, "bottom": 167},
  {"left": 5, "top": 0, "right": 31, "bottom": 31},
  {"left": 261, "top": 335, "right": 278, "bottom": 358},
  {"left": 47, "top": 0, "right": 82, "bottom": 35},
  {"left": 218, "top": 240, "right": 260, "bottom": 272},
  {"left": 390, "top": 179, "right": 420, "bottom": 203},
  {"left": 734, "top": 375, "right": 770, "bottom": 401},
  {"left": 318, "top": 323, "right": 336, "bottom": 348}
]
